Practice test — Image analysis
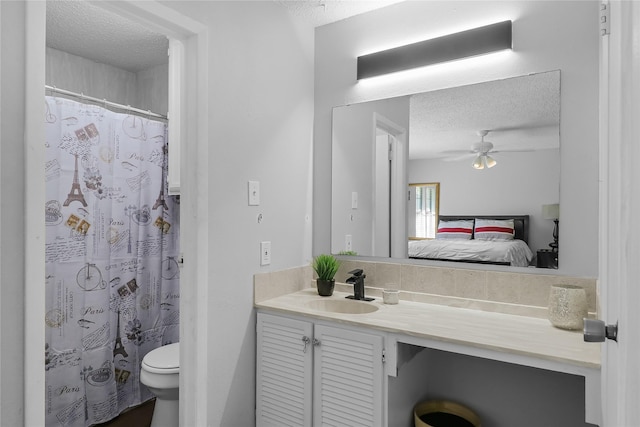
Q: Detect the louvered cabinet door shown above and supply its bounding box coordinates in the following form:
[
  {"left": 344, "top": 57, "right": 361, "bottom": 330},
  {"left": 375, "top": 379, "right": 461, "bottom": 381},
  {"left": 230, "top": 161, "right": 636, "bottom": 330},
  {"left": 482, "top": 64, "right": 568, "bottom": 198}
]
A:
[
  {"left": 257, "top": 313, "right": 313, "bottom": 427},
  {"left": 313, "top": 324, "right": 384, "bottom": 427}
]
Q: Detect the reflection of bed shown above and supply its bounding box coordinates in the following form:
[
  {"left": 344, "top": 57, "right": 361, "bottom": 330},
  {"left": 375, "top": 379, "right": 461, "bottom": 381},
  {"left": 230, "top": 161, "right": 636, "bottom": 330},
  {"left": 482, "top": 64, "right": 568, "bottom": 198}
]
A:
[{"left": 408, "top": 215, "right": 533, "bottom": 267}]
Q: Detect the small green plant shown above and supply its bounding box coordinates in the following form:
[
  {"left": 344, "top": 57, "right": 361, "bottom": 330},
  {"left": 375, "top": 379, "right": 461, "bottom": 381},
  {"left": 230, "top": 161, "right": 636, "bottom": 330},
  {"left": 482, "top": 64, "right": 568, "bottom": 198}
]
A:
[
  {"left": 338, "top": 250, "right": 358, "bottom": 256},
  {"left": 312, "top": 254, "right": 340, "bottom": 281}
]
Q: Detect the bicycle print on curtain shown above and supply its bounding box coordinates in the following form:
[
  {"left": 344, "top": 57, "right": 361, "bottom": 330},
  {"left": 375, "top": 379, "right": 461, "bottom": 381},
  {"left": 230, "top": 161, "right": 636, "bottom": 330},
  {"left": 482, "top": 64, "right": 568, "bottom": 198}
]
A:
[{"left": 44, "top": 96, "right": 180, "bottom": 427}]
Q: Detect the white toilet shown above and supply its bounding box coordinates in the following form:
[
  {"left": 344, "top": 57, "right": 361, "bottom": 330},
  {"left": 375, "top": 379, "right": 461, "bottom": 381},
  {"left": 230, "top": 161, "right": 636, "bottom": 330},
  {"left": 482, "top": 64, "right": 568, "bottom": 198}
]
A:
[{"left": 140, "top": 342, "right": 180, "bottom": 427}]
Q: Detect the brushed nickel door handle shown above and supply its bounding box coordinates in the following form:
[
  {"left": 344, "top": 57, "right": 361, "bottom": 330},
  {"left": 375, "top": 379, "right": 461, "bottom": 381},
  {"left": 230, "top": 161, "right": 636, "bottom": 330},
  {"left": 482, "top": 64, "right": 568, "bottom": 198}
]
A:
[{"left": 584, "top": 319, "right": 618, "bottom": 342}]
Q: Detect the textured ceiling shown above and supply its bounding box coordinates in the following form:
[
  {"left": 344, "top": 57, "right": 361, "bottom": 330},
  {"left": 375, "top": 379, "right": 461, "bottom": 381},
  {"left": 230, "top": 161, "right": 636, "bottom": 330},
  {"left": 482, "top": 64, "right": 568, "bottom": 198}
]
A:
[
  {"left": 46, "top": 0, "right": 403, "bottom": 73},
  {"left": 275, "top": 0, "right": 405, "bottom": 27},
  {"left": 46, "top": 0, "right": 169, "bottom": 73},
  {"left": 409, "top": 71, "right": 561, "bottom": 159}
]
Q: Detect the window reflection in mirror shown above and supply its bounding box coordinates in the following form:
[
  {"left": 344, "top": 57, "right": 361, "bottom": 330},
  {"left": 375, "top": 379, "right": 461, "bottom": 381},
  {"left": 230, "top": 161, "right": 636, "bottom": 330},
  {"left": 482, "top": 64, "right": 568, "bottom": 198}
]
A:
[{"left": 409, "top": 183, "right": 439, "bottom": 240}]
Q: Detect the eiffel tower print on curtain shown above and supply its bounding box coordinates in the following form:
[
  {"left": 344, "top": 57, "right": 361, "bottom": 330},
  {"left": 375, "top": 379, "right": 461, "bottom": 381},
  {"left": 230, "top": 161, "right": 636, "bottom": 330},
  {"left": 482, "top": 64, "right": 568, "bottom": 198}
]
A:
[{"left": 63, "top": 153, "right": 88, "bottom": 207}]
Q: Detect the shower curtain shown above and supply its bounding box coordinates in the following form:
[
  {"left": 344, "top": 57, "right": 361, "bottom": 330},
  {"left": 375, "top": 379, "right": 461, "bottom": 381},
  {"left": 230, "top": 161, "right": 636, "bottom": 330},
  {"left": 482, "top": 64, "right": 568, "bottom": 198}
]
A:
[{"left": 44, "top": 96, "right": 180, "bottom": 427}]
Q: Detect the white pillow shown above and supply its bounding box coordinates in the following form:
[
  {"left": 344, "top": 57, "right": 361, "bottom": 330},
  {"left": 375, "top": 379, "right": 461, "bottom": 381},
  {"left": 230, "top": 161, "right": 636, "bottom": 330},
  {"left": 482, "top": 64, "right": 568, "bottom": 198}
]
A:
[
  {"left": 474, "top": 219, "right": 515, "bottom": 241},
  {"left": 435, "top": 220, "right": 474, "bottom": 240}
]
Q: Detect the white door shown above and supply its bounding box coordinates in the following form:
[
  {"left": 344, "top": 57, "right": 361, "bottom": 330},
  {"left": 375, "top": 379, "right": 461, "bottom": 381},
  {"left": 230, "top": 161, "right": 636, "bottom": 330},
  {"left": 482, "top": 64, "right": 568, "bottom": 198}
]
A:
[
  {"left": 598, "top": 1, "right": 640, "bottom": 425},
  {"left": 374, "top": 133, "right": 391, "bottom": 257},
  {"left": 389, "top": 135, "right": 407, "bottom": 259}
]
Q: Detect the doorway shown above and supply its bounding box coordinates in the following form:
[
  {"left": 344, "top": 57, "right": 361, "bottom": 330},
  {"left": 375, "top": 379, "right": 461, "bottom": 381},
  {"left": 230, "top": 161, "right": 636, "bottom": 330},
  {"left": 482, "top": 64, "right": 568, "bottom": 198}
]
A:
[
  {"left": 372, "top": 113, "right": 407, "bottom": 258},
  {"left": 25, "top": 2, "right": 208, "bottom": 426}
]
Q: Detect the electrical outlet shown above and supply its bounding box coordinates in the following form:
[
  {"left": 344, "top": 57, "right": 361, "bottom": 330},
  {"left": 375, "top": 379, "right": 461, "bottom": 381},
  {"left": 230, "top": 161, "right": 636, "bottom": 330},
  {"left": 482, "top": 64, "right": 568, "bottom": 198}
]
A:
[
  {"left": 351, "top": 192, "right": 358, "bottom": 209},
  {"left": 260, "top": 241, "right": 271, "bottom": 266},
  {"left": 345, "top": 235, "right": 352, "bottom": 251}
]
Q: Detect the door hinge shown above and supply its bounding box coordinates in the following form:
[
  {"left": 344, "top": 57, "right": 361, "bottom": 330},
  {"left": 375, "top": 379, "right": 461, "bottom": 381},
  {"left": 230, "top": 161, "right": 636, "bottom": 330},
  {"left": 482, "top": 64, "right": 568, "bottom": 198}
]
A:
[
  {"left": 382, "top": 348, "right": 386, "bottom": 363},
  {"left": 388, "top": 142, "right": 394, "bottom": 161},
  {"left": 600, "top": 1, "right": 610, "bottom": 36}
]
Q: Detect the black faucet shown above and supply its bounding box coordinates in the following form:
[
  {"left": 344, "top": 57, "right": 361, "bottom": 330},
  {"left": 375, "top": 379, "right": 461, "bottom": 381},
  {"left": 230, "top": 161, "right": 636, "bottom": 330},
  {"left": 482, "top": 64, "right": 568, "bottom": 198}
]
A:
[{"left": 345, "top": 269, "right": 374, "bottom": 301}]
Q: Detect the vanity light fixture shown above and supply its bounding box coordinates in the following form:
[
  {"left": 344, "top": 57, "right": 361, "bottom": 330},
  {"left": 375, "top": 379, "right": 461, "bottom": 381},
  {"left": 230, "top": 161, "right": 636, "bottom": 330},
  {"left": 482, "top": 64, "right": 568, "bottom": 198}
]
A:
[
  {"left": 357, "top": 20, "right": 512, "bottom": 80},
  {"left": 472, "top": 153, "right": 497, "bottom": 170}
]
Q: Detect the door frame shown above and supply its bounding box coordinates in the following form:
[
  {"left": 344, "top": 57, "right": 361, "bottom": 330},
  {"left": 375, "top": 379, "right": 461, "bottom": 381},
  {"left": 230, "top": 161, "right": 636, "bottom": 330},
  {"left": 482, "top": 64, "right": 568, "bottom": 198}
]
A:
[
  {"left": 599, "top": 1, "right": 640, "bottom": 425},
  {"left": 372, "top": 113, "right": 407, "bottom": 259},
  {"left": 24, "top": 2, "right": 210, "bottom": 425}
]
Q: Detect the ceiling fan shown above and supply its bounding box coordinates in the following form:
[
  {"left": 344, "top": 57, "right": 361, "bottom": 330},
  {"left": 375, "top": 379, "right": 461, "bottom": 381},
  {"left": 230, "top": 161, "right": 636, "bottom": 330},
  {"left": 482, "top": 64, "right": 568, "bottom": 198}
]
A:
[
  {"left": 471, "top": 130, "right": 497, "bottom": 169},
  {"left": 442, "top": 130, "right": 529, "bottom": 170}
]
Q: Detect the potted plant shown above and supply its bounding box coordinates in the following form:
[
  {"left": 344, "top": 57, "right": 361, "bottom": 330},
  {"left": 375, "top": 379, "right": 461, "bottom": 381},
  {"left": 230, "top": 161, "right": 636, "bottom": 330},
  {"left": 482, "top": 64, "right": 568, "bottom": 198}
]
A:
[{"left": 312, "top": 254, "right": 340, "bottom": 297}]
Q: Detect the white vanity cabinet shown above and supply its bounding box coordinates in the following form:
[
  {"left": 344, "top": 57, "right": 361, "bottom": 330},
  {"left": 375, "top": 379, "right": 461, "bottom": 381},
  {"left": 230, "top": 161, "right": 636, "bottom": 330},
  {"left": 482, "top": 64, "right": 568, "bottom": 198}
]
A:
[
  {"left": 256, "top": 312, "right": 385, "bottom": 427},
  {"left": 256, "top": 289, "right": 601, "bottom": 426},
  {"left": 256, "top": 312, "right": 313, "bottom": 426}
]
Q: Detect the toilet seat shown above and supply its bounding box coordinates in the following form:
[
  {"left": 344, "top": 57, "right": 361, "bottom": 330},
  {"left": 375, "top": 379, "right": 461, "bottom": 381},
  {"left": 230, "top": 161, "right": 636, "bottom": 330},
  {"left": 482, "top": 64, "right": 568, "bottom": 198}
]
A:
[{"left": 142, "top": 343, "right": 179, "bottom": 374}]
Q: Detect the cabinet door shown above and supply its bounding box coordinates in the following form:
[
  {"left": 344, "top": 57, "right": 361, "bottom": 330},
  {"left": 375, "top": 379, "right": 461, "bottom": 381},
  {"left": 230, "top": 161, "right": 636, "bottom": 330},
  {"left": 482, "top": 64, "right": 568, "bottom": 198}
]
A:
[
  {"left": 313, "top": 324, "right": 384, "bottom": 427},
  {"left": 257, "top": 313, "right": 313, "bottom": 427}
]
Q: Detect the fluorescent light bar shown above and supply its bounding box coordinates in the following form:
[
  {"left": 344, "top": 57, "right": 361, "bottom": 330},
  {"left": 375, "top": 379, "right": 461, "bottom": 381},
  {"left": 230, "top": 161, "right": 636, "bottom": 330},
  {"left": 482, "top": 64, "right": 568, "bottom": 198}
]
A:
[{"left": 357, "top": 20, "right": 512, "bottom": 80}]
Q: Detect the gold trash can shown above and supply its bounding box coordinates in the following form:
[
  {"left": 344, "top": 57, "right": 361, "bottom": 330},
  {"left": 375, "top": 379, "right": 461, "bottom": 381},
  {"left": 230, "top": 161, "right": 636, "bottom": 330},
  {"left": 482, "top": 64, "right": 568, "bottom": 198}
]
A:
[{"left": 414, "top": 400, "right": 481, "bottom": 427}]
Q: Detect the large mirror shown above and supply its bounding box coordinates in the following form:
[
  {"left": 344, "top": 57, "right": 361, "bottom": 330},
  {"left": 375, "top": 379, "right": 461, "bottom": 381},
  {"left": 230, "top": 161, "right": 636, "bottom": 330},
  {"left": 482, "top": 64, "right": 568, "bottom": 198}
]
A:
[{"left": 331, "top": 70, "right": 560, "bottom": 269}]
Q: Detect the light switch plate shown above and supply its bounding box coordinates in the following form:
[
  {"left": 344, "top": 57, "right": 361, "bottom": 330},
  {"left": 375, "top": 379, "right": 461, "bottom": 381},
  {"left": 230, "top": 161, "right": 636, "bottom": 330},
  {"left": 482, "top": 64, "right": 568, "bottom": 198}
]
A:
[
  {"left": 351, "top": 191, "right": 358, "bottom": 209},
  {"left": 248, "top": 181, "right": 260, "bottom": 206}
]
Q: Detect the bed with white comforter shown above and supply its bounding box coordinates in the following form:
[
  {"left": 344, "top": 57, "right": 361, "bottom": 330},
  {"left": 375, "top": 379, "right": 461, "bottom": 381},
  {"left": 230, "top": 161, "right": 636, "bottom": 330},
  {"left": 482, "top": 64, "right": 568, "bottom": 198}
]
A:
[{"left": 408, "top": 238, "right": 534, "bottom": 267}]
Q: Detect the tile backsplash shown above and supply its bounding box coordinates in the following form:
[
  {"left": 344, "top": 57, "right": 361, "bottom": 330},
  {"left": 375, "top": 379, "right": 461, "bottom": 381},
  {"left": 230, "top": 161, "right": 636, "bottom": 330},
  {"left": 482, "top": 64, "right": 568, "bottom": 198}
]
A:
[
  {"left": 254, "top": 265, "right": 313, "bottom": 303},
  {"left": 335, "top": 260, "right": 597, "bottom": 314},
  {"left": 254, "top": 260, "right": 597, "bottom": 318}
]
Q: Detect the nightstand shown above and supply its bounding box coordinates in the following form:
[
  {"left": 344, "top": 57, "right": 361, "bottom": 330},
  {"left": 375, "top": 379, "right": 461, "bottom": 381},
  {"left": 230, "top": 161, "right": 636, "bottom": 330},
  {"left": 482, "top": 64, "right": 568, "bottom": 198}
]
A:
[{"left": 537, "top": 249, "right": 558, "bottom": 269}]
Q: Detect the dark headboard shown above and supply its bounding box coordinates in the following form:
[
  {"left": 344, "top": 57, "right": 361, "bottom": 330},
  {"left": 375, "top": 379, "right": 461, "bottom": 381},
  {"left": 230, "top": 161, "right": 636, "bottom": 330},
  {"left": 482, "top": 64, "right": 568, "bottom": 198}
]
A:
[{"left": 438, "top": 215, "right": 530, "bottom": 244}]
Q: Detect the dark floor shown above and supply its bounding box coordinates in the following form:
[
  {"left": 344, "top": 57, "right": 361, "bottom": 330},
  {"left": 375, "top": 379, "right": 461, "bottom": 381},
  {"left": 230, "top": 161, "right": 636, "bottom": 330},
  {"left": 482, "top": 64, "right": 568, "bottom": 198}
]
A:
[{"left": 94, "top": 399, "right": 155, "bottom": 427}]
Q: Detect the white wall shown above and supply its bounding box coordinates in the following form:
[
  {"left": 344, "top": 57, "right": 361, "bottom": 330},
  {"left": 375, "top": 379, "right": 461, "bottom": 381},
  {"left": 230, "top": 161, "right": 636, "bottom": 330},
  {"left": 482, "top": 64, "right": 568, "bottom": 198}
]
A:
[
  {"left": 409, "top": 149, "right": 560, "bottom": 253},
  {"left": 161, "top": 1, "right": 315, "bottom": 425},
  {"left": 136, "top": 62, "right": 169, "bottom": 116},
  {"left": 314, "top": 1, "right": 599, "bottom": 277},
  {"left": 45, "top": 47, "right": 168, "bottom": 115}
]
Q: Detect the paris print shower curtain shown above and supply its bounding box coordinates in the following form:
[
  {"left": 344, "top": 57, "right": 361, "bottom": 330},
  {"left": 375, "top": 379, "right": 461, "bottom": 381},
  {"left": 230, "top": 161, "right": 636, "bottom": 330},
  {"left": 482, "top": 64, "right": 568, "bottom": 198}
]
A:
[{"left": 44, "top": 96, "right": 180, "bottom": 426}]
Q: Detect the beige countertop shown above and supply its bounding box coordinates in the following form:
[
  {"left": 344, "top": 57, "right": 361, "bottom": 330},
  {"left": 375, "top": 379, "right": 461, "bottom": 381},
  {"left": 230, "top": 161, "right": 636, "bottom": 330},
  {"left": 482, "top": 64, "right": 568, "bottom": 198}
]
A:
[{"left": 255, "top": 288, "right": 600, "bottom": 370}]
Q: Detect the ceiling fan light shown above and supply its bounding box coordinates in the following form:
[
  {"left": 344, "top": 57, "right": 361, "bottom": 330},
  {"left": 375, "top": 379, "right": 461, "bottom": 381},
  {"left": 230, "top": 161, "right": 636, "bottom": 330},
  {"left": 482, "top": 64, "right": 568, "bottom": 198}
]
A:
[
  {"left": 472, "top": 155, "right": 484, "bottom": 169},
  {"left": 485, "top": 155, "right": 497, "bottom": 168}
]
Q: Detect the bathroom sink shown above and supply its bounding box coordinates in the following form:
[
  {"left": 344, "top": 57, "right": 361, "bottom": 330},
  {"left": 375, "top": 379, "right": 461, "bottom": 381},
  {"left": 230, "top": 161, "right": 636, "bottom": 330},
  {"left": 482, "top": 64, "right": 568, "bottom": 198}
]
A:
[{"left": 305, "top": 299, "right": 379, "bottom": 314}]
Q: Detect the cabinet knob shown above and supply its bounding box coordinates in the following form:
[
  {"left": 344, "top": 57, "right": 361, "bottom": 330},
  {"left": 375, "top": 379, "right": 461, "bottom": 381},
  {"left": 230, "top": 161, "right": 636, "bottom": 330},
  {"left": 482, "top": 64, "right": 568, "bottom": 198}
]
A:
[
  {"left": 302, "top": 336, "right": 311, "bottom": 353},
  {"left": 313, "top": 338, "right": 321, "bottom": 347},
  {"left": 583, "top": 319, "right": 618, "bottom": 342}
]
